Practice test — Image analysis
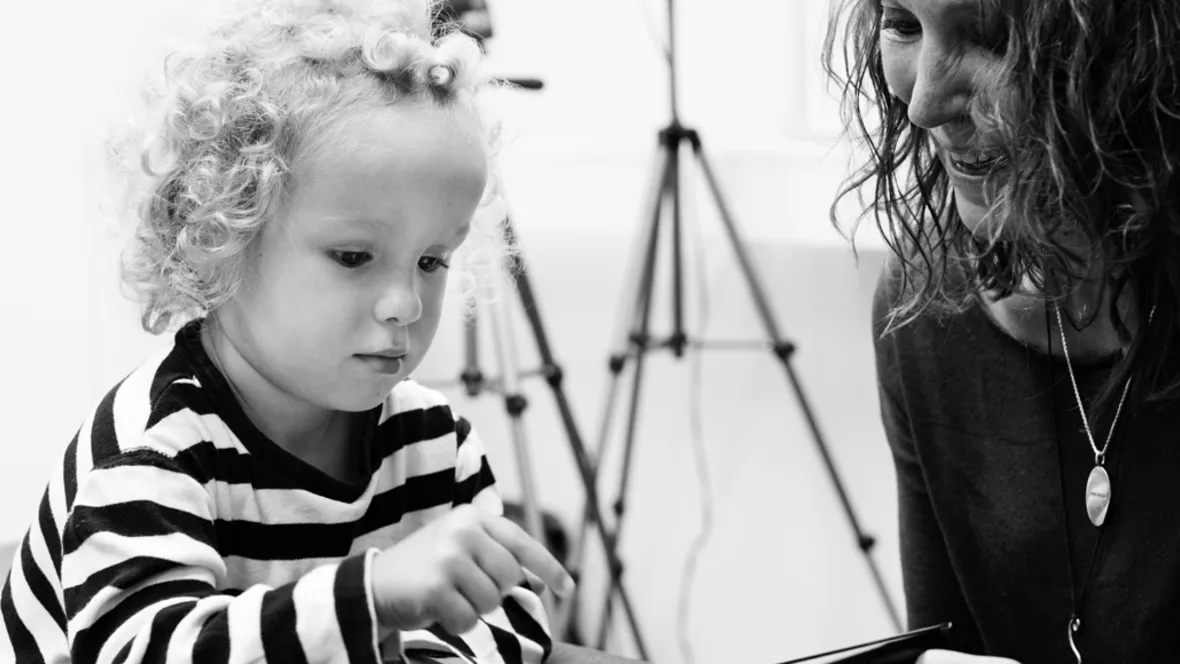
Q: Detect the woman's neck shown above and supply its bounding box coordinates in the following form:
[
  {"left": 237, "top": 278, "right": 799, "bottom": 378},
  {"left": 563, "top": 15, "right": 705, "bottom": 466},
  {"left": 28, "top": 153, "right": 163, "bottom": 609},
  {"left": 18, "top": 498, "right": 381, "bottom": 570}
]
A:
[
  {"left": 200, "top": 320, "right": 360, "bottom": 481},
  {"left": 981, "top": 274, "right": 1140, "bottom": 362}
]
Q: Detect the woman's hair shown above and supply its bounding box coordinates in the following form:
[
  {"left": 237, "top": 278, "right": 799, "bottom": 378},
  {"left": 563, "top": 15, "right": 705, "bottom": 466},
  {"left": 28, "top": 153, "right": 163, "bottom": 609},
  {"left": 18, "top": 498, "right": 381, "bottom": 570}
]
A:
[
  {"left": 112, "top": 0, "right": 506, "bottom": 335},
  {"left": 825, "top": 0, "right": 1180, "bottom": 412}
]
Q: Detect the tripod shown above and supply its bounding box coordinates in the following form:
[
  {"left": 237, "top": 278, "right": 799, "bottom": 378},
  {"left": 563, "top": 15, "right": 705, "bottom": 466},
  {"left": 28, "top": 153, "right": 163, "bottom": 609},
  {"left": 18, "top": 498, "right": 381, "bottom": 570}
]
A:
[
  {"left": 574, "top": 0, "right": 903, "bottom": 651},
  {"left": 437, "top": 194, "right": 652, "bottom": 657}
]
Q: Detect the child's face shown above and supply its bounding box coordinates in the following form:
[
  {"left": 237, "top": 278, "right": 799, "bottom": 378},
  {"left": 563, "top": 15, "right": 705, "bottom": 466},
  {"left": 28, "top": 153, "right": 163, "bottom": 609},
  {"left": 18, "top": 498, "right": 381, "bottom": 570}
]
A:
[{"left": 218, "top": 101, "right": 488, "bottom": 412}]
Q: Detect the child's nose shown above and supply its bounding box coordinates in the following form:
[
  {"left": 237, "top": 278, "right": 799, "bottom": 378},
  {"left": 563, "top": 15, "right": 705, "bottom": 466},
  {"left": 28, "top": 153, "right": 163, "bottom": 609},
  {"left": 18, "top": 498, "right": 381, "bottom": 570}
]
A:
[{"left": 374, "top": 276, "right": 423, "bottom": 326}]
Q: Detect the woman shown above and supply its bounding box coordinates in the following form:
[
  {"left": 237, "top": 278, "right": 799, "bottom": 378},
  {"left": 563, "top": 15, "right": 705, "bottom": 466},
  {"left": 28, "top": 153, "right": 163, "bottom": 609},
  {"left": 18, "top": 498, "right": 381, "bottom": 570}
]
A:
[{"left": 825, "top": 0, "right": 1180, "bottom": 662}]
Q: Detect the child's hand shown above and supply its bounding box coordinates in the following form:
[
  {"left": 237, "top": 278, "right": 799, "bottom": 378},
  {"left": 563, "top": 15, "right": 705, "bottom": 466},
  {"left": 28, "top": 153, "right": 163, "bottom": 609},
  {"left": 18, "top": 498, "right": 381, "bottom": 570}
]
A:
[{"left": 372, "top": 504, "right": 575, "bottom": 635}]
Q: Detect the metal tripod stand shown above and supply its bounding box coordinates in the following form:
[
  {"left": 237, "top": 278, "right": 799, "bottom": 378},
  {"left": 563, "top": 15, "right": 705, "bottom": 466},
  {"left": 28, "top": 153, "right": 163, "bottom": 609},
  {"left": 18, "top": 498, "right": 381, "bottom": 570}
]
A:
[
  {"left": 441, "top": 210, "right": 653, "bottom": 659},
  {"left": 569, "top": 0, "right": 903, "bottom": 652}
]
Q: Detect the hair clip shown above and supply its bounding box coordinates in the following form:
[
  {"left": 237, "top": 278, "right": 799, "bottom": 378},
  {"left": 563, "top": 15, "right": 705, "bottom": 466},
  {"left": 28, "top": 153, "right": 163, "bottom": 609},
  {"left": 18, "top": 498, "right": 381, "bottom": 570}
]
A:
[{"left": 427, "top": 64, "right": 454, "bottom": 87}]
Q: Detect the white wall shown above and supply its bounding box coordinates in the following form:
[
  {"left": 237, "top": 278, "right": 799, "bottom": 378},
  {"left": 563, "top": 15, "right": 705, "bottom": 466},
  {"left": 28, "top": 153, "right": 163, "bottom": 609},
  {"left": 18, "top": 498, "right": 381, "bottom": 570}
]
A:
[{"left": 1, "top": 1, "right": 899, "bottom": 662}]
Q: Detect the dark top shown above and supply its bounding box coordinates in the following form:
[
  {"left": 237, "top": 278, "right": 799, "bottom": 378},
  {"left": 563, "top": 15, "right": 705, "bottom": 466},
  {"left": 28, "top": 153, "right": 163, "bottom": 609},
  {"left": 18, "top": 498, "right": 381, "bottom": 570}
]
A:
[{"left": 873, "top": 262, "right": 1180, "bottom": 663}]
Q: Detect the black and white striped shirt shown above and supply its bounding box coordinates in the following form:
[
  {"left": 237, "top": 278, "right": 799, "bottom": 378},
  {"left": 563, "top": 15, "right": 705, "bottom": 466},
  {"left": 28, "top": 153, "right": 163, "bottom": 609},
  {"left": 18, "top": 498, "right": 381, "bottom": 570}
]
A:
[{"left": 0, "top": 321, "right": 551, "bottom": 664}]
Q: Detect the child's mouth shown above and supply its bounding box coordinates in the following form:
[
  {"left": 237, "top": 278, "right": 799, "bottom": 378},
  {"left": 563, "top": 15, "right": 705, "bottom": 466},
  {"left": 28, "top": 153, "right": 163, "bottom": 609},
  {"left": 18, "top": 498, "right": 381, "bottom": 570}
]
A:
[{"left": 356, "top": 354, "right": 405, "bottom": 375}]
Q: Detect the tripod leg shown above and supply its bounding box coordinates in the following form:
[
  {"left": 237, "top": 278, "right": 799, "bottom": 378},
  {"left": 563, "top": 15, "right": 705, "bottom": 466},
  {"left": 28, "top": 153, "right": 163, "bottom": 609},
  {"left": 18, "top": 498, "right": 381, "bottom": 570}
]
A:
[
  {"left": 461, "top": 305, "right": 484, "bottom": 397},
  {"left": 500, "top": 218, "right": 646, "bottom": 650},
  {"left": 481, "top": 278, "right": 559, "bottom": 623},
  {"left": 669, "top": 132, "right": 687, "bottom": 357},
  {"left": 483, "top": 282, "right": 544, "bottom": 541},
  {"left": 567, "top": 147, "right": 672, "bottom": 627},
  {"left": 595, "top": 147, "right": 677, "bottom": 653},
  {"left": 690, "top": 145, "right": 903, "bottom": 632}
]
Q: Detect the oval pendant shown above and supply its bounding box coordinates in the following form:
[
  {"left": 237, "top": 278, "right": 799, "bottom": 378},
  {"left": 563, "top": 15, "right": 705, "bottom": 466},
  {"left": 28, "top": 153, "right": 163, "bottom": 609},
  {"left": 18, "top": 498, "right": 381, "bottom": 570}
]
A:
[{"left": 1085, "top": 465, "right": 1111, "bottom": 527}]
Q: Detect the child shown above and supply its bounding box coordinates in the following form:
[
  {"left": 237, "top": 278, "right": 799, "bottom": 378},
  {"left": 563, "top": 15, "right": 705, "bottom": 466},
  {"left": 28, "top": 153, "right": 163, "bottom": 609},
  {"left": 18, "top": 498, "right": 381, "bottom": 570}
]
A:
[{"left": 0, "top": 1, "right": 630, "bottom": 662}]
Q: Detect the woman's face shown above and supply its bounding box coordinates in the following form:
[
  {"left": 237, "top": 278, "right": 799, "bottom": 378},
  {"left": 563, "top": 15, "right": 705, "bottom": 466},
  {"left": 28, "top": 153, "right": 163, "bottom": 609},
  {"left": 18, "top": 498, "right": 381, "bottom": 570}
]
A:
[{"left": 878, "top": 0, "right": 1005, "bottom": 232}]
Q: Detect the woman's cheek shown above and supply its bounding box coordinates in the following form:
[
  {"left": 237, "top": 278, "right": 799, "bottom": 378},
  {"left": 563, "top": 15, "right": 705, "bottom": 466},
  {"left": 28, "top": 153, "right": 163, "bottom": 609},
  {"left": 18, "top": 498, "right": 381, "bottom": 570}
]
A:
[{"left": 880, "top": 42, "right": 916, "bottom": 105}]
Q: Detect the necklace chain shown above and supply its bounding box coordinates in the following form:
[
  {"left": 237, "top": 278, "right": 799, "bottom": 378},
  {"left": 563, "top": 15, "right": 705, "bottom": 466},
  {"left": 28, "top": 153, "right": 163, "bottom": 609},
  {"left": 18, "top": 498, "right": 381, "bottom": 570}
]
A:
[{"left": 1053, "top": 302, "right": 1132, "bottom": 465}]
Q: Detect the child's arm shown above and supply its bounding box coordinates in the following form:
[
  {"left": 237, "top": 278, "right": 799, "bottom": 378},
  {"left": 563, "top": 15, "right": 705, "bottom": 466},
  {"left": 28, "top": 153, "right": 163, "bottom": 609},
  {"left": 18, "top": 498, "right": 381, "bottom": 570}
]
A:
[{"left": 62, "top": 448, "right": 386, "bottom": 664}]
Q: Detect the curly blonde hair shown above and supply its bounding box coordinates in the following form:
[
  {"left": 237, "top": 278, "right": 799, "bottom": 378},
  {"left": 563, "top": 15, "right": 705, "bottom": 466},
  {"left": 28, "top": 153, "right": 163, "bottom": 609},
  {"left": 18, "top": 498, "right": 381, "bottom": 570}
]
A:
[{"left": 112, "top": 0, "right": 507, "bottom": 334}]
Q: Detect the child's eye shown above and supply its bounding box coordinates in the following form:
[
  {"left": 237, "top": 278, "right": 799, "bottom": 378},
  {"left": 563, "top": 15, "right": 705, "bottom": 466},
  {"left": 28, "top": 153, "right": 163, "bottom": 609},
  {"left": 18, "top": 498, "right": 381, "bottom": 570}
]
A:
[
  {"left": 418, "top": 256, "right": 450, "bottom": 273},
  {"left": 880, "top": 9, "right": 921, "bottom": 38},
  {"left": 332, "top": 250, "right": 372, "bottom": 268}
]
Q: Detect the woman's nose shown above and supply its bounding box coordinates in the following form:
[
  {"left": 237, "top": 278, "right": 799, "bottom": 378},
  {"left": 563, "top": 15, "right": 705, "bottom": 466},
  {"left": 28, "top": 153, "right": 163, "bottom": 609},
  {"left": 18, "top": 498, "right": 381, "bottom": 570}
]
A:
[{"left": 906, "top": 44, "right": 972, "bottom": 130}]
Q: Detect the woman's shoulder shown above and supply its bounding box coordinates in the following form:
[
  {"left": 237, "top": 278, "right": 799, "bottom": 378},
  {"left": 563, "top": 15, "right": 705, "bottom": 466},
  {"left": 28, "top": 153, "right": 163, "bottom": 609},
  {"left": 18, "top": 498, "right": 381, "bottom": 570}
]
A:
[
  {"left": 871, "top": 255, "right": 988, "bottom": 353},
  {"left": 869, "top": 254, "right": 1053, "bottom": 416}
]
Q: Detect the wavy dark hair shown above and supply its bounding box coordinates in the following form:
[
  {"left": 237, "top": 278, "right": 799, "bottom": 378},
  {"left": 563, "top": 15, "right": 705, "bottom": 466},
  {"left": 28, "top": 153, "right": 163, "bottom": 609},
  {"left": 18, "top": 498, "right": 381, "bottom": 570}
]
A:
[{"left": 825, "top": 0, "right": 1180, "bottom": 413}]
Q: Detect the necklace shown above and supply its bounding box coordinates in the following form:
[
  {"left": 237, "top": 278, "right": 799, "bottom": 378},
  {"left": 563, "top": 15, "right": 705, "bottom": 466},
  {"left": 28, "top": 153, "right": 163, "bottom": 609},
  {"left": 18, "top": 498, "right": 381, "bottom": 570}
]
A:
[
  {"left": 1053, "top": 302, "right": 1133, "bottom": 528},
  {"left": 1048, "top": 300, "right": 1155, "bottom": 664}
]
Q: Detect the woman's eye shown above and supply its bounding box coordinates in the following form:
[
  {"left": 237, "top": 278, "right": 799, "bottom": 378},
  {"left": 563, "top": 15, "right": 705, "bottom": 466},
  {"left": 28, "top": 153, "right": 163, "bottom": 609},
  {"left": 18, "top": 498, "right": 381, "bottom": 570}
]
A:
[
  {"left": 333, "top": 250, "right": 372, "bottom": 268},
  {"left": 880, "top": 9, "right": 922, "bottom": 38},
  {"left": 418, "top": 256, "right": 451, "bottom": 273}
]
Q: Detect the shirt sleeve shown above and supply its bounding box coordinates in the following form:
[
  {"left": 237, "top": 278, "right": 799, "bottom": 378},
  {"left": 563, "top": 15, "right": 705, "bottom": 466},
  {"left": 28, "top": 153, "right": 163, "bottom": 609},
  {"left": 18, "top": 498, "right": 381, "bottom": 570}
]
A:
[
  {"left": 61, "top": 448, "right": 384, "bottom": 664},
  {"left": 872, "top": 261, "right": 983, "bottom": 653},
  {"left": 398, "top": 416, "right": 554, "bottom": 664}
]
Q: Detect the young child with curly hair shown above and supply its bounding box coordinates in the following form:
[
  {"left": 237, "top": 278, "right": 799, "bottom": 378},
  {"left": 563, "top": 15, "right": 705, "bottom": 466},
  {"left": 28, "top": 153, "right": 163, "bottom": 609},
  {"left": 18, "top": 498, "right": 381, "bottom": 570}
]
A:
[{"left": 0, "top": 2, "right": 636, "bottom": 663}]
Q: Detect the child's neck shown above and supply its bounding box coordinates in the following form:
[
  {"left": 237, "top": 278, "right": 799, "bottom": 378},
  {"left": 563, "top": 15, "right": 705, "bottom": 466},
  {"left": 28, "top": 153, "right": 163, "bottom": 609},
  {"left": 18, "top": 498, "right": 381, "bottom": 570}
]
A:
[{"left": 200, "top": 323, "right": 363, "bottom": 483}]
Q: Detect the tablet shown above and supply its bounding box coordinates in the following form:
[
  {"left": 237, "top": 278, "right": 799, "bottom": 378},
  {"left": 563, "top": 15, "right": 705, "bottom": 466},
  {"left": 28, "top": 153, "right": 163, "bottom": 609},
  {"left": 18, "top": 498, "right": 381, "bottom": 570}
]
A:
[{"left": 773, "top": 622, "right": 953, "bottom": 664}]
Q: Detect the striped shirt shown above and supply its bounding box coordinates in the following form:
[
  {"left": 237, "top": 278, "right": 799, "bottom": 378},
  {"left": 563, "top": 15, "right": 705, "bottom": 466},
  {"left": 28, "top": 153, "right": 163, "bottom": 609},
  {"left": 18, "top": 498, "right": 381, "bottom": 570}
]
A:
[{"left": 0, "top": 321, "right": 551, "bottom": 664}]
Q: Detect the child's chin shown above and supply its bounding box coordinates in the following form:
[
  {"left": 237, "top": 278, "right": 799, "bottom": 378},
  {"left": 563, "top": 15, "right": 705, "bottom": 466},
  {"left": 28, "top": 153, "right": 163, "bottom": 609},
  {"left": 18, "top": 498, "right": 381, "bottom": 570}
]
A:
[{"left": 332, "top": 386, "right": 398, "bottom": 413}]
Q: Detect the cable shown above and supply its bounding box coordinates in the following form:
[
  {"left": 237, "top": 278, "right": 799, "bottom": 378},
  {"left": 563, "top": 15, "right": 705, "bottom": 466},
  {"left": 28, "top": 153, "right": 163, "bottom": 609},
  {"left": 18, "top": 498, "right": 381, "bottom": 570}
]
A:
[
  {"left": 675, "top": 159, "right": 716, "bottom": 664},
  {"left": 641, "top": 5, "right": 712, "bottom": 657}
]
